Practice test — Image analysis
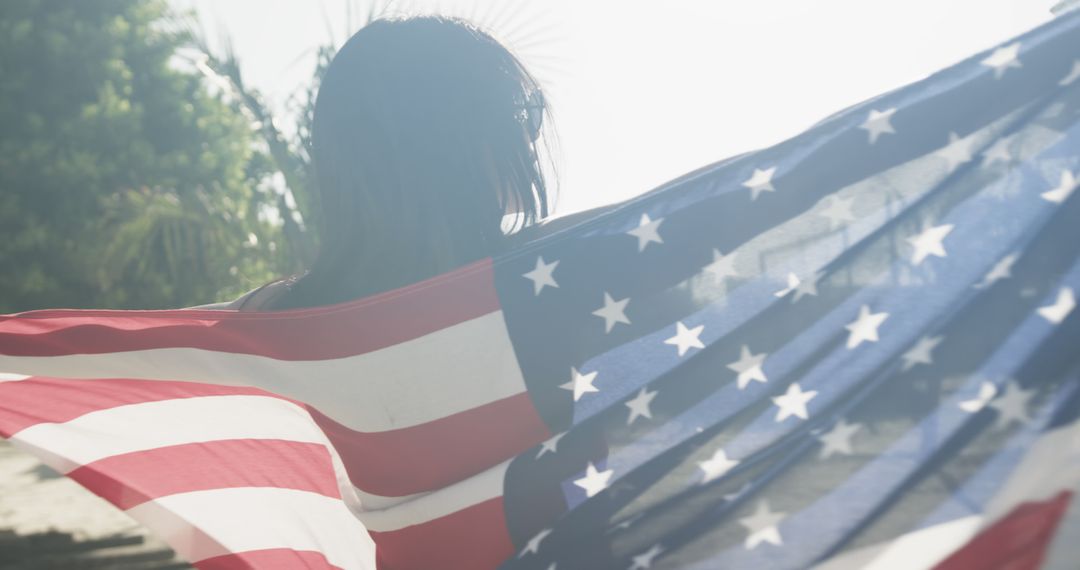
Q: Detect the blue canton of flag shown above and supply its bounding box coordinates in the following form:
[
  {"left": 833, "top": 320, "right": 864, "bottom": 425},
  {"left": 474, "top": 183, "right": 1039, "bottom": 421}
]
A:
[{"left": 494, "top": 10, "right": 1080, "bottom": 570}]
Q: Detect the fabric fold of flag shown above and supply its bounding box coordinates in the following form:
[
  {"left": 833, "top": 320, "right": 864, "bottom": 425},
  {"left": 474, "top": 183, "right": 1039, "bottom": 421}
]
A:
[{"left": 4, "top": 10, "right": 1080, "bottom": 570}]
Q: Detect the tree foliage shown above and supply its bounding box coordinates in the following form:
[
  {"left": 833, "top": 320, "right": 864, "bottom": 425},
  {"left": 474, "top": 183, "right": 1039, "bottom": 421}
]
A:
[
  {"left": 0, "top": 0, "right": 291, "bottom": 311},
  {"left": 187, "top": 35, "right": 326, "bottom": 274}
]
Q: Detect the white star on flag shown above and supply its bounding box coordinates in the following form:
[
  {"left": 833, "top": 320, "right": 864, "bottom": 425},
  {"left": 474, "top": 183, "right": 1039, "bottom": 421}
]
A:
[
  {"left": 845, "top": 305, "right": 889, "bottom": 349},
  {"left": 742, "top": 167, "right": 777, "bottom": 200},
  {"left": 1037, "top": 287, "right": 1076, "bottom": 325},
  {"left": 536, "top": 432, "right": 566, "bottom": 459},
  {"left": 907, "top": 223, "right": 954, "bottom": 266},
  {"left": 819, "top": 194, "right": 857, "bottom": 229},
  {"left": 628, "top": 213, "right": 664, "bottom": 252},
  {"left": 573, "top": 462, "right": 614, "bottom": 498},
  {"left": 629, "top": 545, "right": 664, "bottom": 570},
  {"left": 739, "top": 501, "right": 786, "bottom": 549},
  {"left": 990, "top": 380, "right": 1034, "bottom": 429},
  {"left": 981, "top": 42, "right": 1022, "bottom": 79},
  {"left": 560, "top": 367, "right": 599, "bottom": 401},
  {"left": 772, "top": 383, "right": 818, "bottom": 422},
  {"left": 518, "top": 528, "right": 552, "bottom": 558},
  {"left": 611, "top": 513, "right": 644, "bottom": 532},
  {"left": 959, "top": 381, "right": 998, "bottom": 413},
  {"left": 625, "top": 387, "right": 658, "bottom": 425},
  {"left": 704, "top": 248, "right": 739, "bottom": 283},
  {"left": 726, "top": 345, "right": 768, "bottom": 389},
  {"left": 859, "top": 108, "right": 897, "bottom": 144},
  {"left": 974, "top": 253, "right": 1018, "bottom": 289},
  {"left": 935, "top": 132, "right": 975, "bottom": 173},
  {"left": 523, "top": 256, "right": 559, "bottom": 295},
  {"left": 1041, "top": 171, "right": 1077, "bottom": 204},
  {"left": 981, "top": 137, "right": 1013, "bottom": 167},
  {"left": 817, "top": 419, "right": 862, "bottom": 459},
  {"left": 773, "top": 272, "right": 800, "bottom": 298},
  {"left": 1061, "top": 59, "right": 1080, "bottom": 86},
  {"left": 723, "top": 483, "right": 753, "bottom": 503},
  {"left": 792, "top": 270, "right": 823, "bottom": 302},
  {"left": 901, "top": 335, "right": 944, "bottom": 371},
  {"left": 592, "top": 292, "right": 631, "bottom": 333},
  {"left": 698, "top": 448, "right": 739, "bottom": 484},
  {"left": 664, "top": 321, "right": 705, "bottom": 357}
]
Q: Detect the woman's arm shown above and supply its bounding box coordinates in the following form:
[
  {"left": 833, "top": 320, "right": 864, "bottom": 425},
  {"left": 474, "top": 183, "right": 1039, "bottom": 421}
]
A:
[{"left": 182, "top": 280, "right": 284, "bottom": 311}]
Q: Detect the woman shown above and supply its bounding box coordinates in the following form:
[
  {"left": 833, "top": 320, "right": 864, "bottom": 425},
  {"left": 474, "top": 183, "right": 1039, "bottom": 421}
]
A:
[
  {"left": 184, "top": 17, "right": 610, "bottom": 567},
  {"left": 215, "top": 15, "right": 560, "bottom": 312}
]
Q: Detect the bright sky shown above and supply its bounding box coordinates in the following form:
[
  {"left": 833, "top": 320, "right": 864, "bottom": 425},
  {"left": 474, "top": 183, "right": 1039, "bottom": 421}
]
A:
[{"left": 170, "top": 0, "right": 1058, "bottom": 214}]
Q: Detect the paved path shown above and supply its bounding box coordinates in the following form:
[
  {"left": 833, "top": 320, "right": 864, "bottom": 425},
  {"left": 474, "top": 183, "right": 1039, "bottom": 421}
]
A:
[{"left": 0, "top": 440, "right": 190, "bottom": 569}]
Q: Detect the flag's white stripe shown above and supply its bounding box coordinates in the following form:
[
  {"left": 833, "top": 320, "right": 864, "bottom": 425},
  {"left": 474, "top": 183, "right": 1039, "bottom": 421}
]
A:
[
  {"left": 10, "top": 395, "right": 329, "bottom": 473},
  {"left": 858, "top": 516, "right": 981, "bottom": 570},
  {"left": 9, "top": 394, "right": 500, "bottom": 530},
  {"left": 0, "top": 310, "right": 526, "bottom": 433},
  {"left": 127, "top": 487, "right": 376, "bottom": 569},
  {"left": 357, "top": 459, "right": 508, "bottom": 533},
  {"left": 352, "top": 486, "right": 426, "bottom": 512},
  {"left": 980, "top": 419, "right": 1080, "bottom": 521},
  {"left": 812, "top": 516, "right": 982, "bottom": 570},
  {"left": 816, "top": 420, "right": 1080, "bottom": 570},
  {"left": 1042, "top": 478, "right": 1080, "bottom": 570},
  {"left": 0, "top": 372, "right": 29, "bottom": 383}
]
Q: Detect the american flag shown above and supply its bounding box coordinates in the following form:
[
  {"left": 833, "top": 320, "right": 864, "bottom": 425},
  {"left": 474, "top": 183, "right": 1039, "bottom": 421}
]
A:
[{"left": 3, "top": 10, "right": 1080, "bottom": 570}]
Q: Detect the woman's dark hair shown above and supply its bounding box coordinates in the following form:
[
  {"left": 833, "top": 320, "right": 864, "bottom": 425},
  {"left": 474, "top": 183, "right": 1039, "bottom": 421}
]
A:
[{"left": 271, "top": 16, "right": 551, "bottom": 309}]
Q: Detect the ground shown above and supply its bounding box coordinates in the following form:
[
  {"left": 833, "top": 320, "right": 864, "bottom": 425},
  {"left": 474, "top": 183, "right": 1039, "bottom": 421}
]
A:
[{"left": 0, "top": 440, "right": 190, "bottom": 569}]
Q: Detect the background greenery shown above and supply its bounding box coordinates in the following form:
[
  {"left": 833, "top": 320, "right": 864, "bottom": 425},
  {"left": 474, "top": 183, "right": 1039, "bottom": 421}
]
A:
[{"left": 0, "top": 0, "right": 327, "bottom": 312}]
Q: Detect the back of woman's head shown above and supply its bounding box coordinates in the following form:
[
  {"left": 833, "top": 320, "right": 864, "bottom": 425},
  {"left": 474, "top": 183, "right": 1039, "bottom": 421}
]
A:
[{"left": 274, "top": 16, "right": 550, "bottom": 309}]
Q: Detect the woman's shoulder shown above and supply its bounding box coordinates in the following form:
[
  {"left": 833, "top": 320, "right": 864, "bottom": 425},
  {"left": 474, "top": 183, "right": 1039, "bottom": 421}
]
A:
[
  {"left": 515, "top": 202, "right": 621, "bottom": 243},
  {"left": 183, "top": 279, "right": 293, "bottom": 312},
  {"left": 183, "top": 206, "right": 622, "bottom": 313}
]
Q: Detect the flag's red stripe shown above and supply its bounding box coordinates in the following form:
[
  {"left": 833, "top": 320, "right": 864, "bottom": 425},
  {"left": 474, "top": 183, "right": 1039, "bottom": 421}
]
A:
[
  {"left": 0, "top": 378, "right": 545, "bottom": 499},
  {"left": 68, "top": 440, "right": 341, "bottom": 510},
  {"left": 311, "top": 392, "right": 548, "bottom": 497},
  {"left": 368, "top": 497, "right": 513, "bottom": 570},
  {"left": 0, "top": 377, "right": 282, "bottom": 435},
  {"left": 0, "top": 259, "right": 499, "bottom": 360},
  {"left": 195, "top": 549, "right": 343, "bottom": 570},
  {"left": 934, "top": 491, "right": 1073, "bottom": 570}
]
